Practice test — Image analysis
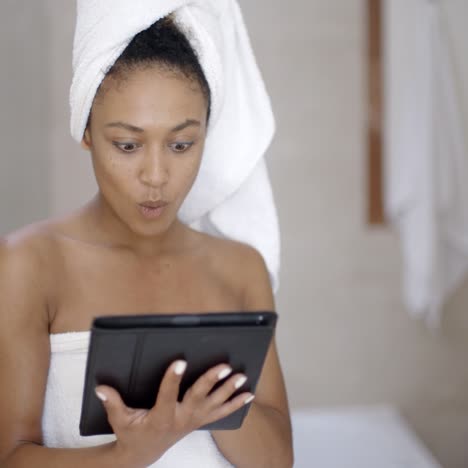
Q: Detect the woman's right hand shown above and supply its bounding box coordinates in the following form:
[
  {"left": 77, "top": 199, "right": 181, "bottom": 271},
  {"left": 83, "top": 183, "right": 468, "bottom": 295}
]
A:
[{"left": 95, "top": 360, "right": 253, "bottom": 468}]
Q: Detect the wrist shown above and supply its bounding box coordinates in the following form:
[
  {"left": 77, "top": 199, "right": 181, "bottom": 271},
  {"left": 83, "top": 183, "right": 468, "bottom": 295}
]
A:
[
  {"left": 109, "top": 441, "right": 146, "bottom": 468},
  {"left": 110, "top": 439, "right": 171, "bottom": 468}
]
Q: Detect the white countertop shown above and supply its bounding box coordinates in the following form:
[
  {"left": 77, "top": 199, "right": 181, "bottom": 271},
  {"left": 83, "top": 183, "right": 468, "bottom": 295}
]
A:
[{"left": 292, "top": 406, "right": 442, "bottom": 468}]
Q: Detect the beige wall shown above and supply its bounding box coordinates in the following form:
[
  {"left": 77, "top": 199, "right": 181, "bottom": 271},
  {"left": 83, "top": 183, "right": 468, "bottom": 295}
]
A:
[
  {"left": 0, "top": 2, "right": 49, "bottom": 235},
  {"left": 45, "top": 0, "right": 97, "bottom": 217},
  {"left": 3, "top": 1, "right": 468, "bottom": 467}
]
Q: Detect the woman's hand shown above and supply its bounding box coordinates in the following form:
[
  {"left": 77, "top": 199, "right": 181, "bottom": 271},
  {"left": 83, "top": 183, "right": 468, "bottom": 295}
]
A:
[{"left": 95, "top": 361, "right": 253, "bottom": 468}]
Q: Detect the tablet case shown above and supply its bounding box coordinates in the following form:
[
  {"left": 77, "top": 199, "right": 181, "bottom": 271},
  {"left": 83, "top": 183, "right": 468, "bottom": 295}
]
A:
[{"left": 79, "top": 311, "right": 277, "bottom": 436}]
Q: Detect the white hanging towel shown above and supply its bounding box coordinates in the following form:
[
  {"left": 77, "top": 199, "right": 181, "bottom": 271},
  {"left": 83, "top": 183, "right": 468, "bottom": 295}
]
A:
[
  {"left": 70, "top": 0, "right": 280, "bottom": 291},
  {"left": 384, "top": 0, "right": 468, "bottom": 326}
]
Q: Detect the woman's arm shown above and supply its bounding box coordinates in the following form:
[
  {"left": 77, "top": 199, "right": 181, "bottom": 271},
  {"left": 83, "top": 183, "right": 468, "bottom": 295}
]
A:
[
  {"left": 0, "top": 238, "right": 127, "bottom": 467},
  {"left": 211, "top": 247, "right": 294, "bottom": 468},
  {"left": 4, "top": 442, "right": 128, "bottom": 468}
]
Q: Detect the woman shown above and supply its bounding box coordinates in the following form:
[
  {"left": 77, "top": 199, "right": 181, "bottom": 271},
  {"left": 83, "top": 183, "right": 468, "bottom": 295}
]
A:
[{"left": 0, "top": 10, "right": 292, "bottom": 468}]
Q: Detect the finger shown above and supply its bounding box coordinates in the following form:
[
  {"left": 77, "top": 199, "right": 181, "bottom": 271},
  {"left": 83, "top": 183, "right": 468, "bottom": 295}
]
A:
[
  {"left": 182, "top": 364, "right": 233, "bottom": 406},
  {"left": 151, "top": 360, "right": 187, "bottom": 418},
  {"left": 95, "top": 385, "right": 131, "bottom": 431},
  {"left": 205, "top": 373, "right": 248, "bottom": 408},
  {"left": 206, "top": 392, "right": 255, "bottom": 425}
]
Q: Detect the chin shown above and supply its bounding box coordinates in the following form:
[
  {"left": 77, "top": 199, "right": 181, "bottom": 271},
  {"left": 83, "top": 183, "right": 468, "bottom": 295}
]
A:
[{"left": 131, "top": 216, "right": 177, "bottom": 238}]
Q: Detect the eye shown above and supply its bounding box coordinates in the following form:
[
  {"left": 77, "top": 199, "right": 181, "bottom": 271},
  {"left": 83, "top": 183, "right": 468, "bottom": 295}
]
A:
[
  {"left": 170, "top": 142, "right": 194, "bottom": 153},
  {"left": 113, "top": 142, "right": 141, "bottom": 153}
]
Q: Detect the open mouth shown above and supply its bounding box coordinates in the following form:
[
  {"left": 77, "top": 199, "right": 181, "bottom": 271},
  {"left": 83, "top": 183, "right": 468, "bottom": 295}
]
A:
[{"left": 138, "top": 202, "right": 168, "bottom": 219}]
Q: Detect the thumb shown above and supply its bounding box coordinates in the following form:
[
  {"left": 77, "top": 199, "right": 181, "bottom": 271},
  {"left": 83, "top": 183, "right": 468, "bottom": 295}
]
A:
[{"left": 95, "top": 385, "right": 129, "bottom": 430}]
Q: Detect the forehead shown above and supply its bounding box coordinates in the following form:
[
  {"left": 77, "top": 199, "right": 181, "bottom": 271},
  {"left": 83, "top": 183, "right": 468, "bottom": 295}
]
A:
[{"left": 91, "top": 66, "right": 207, "bottom": 125}]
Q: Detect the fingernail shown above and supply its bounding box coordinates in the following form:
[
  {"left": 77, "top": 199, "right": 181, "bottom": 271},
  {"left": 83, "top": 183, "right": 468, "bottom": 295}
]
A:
[
  {"left": 174, "top": 360, "right": 187, "bottom": 375},
  {"left": 218, "top": 367, "right": 232, "bottom": 380},
  {"left": 95, "top": 389, "right": 107, "bottom": 401},
  {"left": 244, "top": 394, "right": 255, "bottom": 405},
  {"left": 235, "top": 375, "right": 247, "bottom": 389}
]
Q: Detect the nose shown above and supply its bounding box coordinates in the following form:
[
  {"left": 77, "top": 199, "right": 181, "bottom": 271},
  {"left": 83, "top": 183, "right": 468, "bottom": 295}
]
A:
[{"left": 139, "top": 148, "right": 169, "bottom": 188}]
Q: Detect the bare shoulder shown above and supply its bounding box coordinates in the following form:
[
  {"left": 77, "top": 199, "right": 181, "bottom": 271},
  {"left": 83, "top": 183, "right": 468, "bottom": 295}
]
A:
[
  {"left": 1, "top": 223, "right": 47, "bottom": 277},
  {"left": 0, "top": 222, "right": 61, "bottom": 456},
  {"left": 0, "top": 221, "right": 59, "bottom": 329},
  {"left": 1, "top": 220, "right": 60, "bottom": 283},
  {"left": 0, "top": 218, "right": 72, "bottom": 327},
  {"left": 191, "top": 230, "right": 274, "bottom": 310}
]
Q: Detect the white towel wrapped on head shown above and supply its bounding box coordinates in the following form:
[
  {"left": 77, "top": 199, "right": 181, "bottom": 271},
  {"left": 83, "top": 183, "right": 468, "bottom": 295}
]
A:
[{"left": 70, "top": 0, "right": 280, "bottom": 290}]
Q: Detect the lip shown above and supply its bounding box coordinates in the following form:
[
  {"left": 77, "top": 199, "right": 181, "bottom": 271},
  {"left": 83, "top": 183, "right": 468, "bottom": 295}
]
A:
[
  {"left": 138, "top": 200, "right": 168, "bottom": 219},
  {"left": 139, "top": 200, "right": 168, "bottom": 209}
]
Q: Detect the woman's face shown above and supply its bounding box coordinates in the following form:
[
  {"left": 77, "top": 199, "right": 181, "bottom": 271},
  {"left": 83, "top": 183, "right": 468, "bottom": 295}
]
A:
[{"left": 82, "top": 65, "right": 208, "bottom": 238}]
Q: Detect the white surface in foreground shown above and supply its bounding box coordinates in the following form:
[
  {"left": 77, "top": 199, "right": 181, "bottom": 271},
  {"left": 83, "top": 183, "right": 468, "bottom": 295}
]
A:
[{"left": 292, "top": 406, "right": 442, "bottom": 468}]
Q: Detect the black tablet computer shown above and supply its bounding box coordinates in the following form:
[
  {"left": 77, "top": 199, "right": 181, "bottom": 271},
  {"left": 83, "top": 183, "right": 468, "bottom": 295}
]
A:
[{"left": 79, "top": 311, "right": 277, "bottom": 436}]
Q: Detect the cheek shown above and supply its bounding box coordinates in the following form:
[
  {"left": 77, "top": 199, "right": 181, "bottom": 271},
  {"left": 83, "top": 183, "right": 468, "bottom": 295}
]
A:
[
  {"left": 173, "top": 154, "right": 203, "bottom": 193},
  {"left": 92, "top": 152, "right": 135, "bottom": 192}
]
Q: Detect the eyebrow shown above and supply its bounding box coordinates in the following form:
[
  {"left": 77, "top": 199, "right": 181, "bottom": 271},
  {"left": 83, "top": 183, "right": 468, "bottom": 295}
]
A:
[{"left": 104, "top": 119, "right": 201, "bottom": 133}]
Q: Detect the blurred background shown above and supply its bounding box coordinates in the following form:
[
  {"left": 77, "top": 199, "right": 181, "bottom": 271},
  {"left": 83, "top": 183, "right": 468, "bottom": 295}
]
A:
[{"left": 2, "top": 1, "right": 468, "bottom": 467}]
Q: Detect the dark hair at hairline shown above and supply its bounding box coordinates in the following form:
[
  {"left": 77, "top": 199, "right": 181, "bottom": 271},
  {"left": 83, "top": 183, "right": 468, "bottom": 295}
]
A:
[{"left": 93, "top": 15, "right": 211, "bottom": 124}]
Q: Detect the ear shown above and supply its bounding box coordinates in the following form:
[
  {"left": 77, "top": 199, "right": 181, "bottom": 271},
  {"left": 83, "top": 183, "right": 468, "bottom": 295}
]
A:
[{"left": 81, "top": 127, "right": 92, "bottom": 151}]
